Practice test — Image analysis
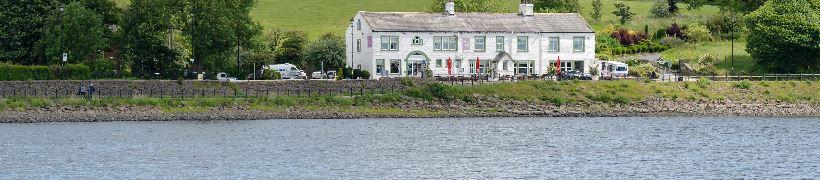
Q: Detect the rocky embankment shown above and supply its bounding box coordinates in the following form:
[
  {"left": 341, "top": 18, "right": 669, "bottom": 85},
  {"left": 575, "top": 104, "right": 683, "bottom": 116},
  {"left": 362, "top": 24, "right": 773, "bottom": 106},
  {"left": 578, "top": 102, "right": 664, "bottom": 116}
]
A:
[{"left": 1, "top": 98, "right": 817, "bottom": 123}]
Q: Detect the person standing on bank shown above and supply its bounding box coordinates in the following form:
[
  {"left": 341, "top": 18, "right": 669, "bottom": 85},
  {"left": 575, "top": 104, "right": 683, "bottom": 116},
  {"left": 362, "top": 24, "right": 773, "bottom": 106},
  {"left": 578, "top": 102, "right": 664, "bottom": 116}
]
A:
[{"left": 88, "top": 83, "right": 96, "bottom": 99}]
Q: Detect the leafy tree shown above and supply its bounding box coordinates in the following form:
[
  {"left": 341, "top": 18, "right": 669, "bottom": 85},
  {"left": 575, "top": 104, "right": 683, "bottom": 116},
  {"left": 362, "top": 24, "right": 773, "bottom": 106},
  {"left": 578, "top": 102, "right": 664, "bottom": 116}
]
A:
[
  {"left": 40, "top": 2, "right": 107, "bottom": 64},
  {"left": 745, "top": 0, "right": 820, "bottom": 73},
  {"left": 121, "top": 0, "right": 181, "bottom": 78},
  {"left": 274, "top": 31, "right": 308, "bottom": 68},
  {"left": 651, "top": 0, "right": 671, "bottom": 17},
  {"left": 682, "top": 23, "right": 712, "bottom": 42},
  {"left": 429, "top": 0, "right": 508, "bottom": 13},
  {"left": 303, "top": 33, "right": 346, "bottom": 74},
  {"left": 0, "top": 0, "right": 59, "bottom": 64},
  {"left": 591, "top": 0, "right": 602, "bottom": 22},
  {"left": 715, "top": 0, "right": 767, "bottom": 13},
  {"left": 228, "top": 0, "right": 262, "bottom": 71},
  {"left": 612, "top": 3, "right": 635, "bottom": 25},
  {"left": 60, "top": 0, "right": 122, "bottom": 25},
  {"left": 534, "top": 0, "right": 581, "bottom": 13},
  {"left": 184, "top": 0, "right": 237, "bottom": 73}
]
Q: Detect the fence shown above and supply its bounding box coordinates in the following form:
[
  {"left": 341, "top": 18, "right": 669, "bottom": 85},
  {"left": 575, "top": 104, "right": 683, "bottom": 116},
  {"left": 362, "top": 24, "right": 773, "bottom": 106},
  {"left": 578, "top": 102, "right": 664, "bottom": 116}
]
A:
[
  {"left": 433, "top": 73, "right": 820, "bottom": 84},
  {"left": 0, "top": 79, "right": 417, "bottom": 99}
]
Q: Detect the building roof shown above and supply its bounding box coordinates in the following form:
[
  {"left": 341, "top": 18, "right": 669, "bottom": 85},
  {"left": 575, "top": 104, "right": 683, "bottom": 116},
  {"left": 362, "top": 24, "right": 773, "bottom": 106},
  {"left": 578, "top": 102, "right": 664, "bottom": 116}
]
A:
[{"left": 359, "top": 12, "right": 594, "bottom": 33}]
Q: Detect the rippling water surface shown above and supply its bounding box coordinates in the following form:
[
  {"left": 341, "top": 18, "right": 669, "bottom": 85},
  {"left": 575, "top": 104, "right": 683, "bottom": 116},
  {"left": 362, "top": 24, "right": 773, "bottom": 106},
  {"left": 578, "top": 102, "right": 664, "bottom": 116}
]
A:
[{"left": 1, "top": 117, "right": 819, "bottom": 178}]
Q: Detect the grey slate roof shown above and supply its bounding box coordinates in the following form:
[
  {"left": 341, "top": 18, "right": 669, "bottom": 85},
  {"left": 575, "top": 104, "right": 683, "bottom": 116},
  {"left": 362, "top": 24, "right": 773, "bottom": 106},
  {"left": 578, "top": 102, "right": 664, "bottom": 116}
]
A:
[{"left": 359, "top": 12, "right": 594, "bottom": 33}]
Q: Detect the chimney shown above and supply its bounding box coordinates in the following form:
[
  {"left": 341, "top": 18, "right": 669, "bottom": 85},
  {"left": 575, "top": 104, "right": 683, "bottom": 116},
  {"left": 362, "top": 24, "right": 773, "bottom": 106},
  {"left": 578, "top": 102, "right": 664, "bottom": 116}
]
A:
[
  {"left": 445, "top": 0, "right": 455, "bottom": 16},
  {"left": 519, "top": 0, "right": 534, "bottom": 17}
]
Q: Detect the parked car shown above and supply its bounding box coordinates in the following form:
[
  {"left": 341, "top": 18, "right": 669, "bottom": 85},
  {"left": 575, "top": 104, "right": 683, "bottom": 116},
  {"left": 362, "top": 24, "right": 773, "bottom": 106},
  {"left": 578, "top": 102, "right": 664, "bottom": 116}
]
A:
[
  {"left": 326, "top": 71, "right": 337, "bottom": 80},
  {"left": 559, "top": 70, "right": 592, "bottom": 80},
  {"left": 262, "top": 63, "right": 306, "bottom": 79},
  {"left": 216, "top": 72, "right": 237, "bottom": 81},
  {"left": 311, "top": 71, "right": 323, "bottom": 79}
]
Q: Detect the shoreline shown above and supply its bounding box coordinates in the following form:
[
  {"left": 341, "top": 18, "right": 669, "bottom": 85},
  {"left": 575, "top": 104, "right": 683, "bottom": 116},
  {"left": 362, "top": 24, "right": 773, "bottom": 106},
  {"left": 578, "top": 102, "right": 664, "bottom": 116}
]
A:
[{"left": 2, "top": 99, "right": 817, "bottom": 123}]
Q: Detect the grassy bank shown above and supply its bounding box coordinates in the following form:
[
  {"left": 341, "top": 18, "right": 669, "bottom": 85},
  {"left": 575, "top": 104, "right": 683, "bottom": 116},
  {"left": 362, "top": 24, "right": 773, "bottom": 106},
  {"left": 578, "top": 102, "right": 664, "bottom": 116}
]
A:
[{"left": 2, "top": 80, "right": 817, "bottom": 112}]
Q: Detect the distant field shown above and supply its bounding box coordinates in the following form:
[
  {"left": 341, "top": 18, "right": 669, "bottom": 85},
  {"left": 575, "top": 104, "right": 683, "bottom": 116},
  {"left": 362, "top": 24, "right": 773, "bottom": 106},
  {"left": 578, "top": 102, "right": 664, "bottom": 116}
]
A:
[{"left": 112, "top": 0, "right": 718, "bottom": 38}]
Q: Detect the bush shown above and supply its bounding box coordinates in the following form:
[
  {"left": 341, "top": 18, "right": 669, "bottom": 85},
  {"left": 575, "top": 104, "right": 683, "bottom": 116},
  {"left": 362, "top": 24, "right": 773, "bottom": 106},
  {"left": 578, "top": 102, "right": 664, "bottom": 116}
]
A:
[
  {"left": 610, "top": 28, "right": 647, "bottom": 46},
  {"left": 352, "top": 69, "right": 362, "bottom": 79},
  {"left": 703, "top": 13, "right": 745, "bottom": 40},
  {"left": 653, "top": 29, "right": 667, "bottom": 40},
  {"left": 426, "top": 83, "right": 451, "bottom": 100},
  {"left": 697, "top": 77, "right": 710, "bottom": 88},
  {"left": 360, "top": 70, "right": 371, "bottom": 79},
  {"left": 666, "top": 23, "right": 685, "bottom": 39},
  {"left": 262, "top": 69, "right": 281, "bottom": 80},
  {"left": 683, "top": 23, "right": 713, "bottom": 43},
  {"left": 86, "top": 58, "right": 116, "bottom": 79},
  {"left": 659, "top": 36, "right": 685, "bottom": 47},
  {"left": 343, "top": 67, "right": 353, "bottom": 79},
  {"left": 650, "top": 0, "right": 671, "bottom": 17},
  {"left": 0, "top": 63, "right": 91, "bottom": 80},
  {"left": 735, "top": 80, "right": 752, "bottom": 89},
  {"left": 628, "top": 64, "right": 657, "bottom": 77}
]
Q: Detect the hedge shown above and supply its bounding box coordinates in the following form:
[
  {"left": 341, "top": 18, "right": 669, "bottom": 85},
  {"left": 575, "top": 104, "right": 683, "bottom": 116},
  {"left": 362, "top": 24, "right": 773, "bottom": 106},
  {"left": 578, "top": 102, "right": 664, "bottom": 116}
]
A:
[{"left": 0, "top": 63, "right": 91, "bottom": 81}]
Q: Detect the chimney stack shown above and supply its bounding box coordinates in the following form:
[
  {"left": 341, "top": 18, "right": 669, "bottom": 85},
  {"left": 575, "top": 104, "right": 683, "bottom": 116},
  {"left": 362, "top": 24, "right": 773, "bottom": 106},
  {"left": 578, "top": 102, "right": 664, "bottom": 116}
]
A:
[
  {"left": 519, "top": 0, "right": 534, "bottom": 17},
  {"left": 445, "top": 0, "right": 455, "bottom": 16}
]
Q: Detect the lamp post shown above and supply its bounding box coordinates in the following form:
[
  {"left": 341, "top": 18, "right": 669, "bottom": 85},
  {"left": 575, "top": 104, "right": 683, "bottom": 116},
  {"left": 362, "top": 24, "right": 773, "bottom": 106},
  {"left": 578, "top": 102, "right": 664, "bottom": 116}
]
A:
[
  {"left": 189, "top": 58, "right": 195, "bottom": 79},
  {"left": 730, "top": 16, "right": 735, "bottom": 77},
  {"left": 59, "top": 5, "right": 66, "bottom": 66}
]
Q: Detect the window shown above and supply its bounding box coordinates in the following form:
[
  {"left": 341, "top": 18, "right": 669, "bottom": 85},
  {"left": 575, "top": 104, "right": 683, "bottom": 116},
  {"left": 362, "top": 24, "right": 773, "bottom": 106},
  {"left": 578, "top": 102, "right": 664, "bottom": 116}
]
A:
[
  {"left": 573, "top": 36, "right": 585, "bottom": 52},
  {"left": 390, "top": 59, "right": 401, "bottom": 74},
  {"left": 474, "top": 36, "right": 486, "bottom": 52},
  {"left": 376, "top": 59, "right": 385, "bottom": 75},
  {"left": 436, "top": 59, "right": 443, "bottom": 67},
  {"left": 517, "top": 36, "right": 528, "bottom": 52},
  {"left": 469, "top": 60, "right": 476, "bottom": 74},
  {"left": 356, "top": 39, "right": 361, "bottom": 52},
  {"left": 454, "top": 59, "right": 462, "bottom": 68},
  {"left": 381, "top": 36, "right": 399, "bottom": 51},
  {"left": 517, "top": 61, "right": 535, "bottom": 74},
  {"left": 503, "top": 61, "right": 508, "bottom": 71},
  {"left": 548, "top": 37, "right": 560, "bottom": 52},
  {"left": 412, "top": 36, "right": 423, "bottom": 45},
  {"left": 496, "top": 36, "right": 505, "bottom": 52},
  {"left": 560, "top": 61, "right": 573, "bottom": 72},
  {"left": 434, "top": 36, "right": 458, "bottom": 51}
]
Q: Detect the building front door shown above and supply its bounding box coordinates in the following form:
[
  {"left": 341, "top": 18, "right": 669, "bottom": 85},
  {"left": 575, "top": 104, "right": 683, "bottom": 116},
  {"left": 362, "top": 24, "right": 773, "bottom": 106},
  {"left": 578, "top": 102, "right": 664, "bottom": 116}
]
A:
[{"left": 407, "top": 60, "right": 426, "bottom": 77}]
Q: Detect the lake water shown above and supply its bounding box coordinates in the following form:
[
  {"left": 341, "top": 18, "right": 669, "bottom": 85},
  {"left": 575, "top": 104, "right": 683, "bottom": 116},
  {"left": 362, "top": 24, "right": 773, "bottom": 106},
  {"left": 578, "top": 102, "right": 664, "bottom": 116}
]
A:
[{"left": 1, "top": 117, "right": 819, "bottom": 178}]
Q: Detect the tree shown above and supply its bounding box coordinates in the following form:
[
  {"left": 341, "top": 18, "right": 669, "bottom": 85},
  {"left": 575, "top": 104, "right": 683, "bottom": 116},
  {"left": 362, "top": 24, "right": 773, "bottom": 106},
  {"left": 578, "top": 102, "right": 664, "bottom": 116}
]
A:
[
  {"left": 682, "top": 23, "right": 712, "bottom": 42},
  {"left": 121, "top": 0, "right": 181, "bottom": 78},
  {"left": 651, "top": 0, "right": 671, "bottom": 17},
  {"left": 534, "top": 0, "right": 581, "bottom": 13},
  {"left": 745, "top": 0, "right": 820, "bottom": 73},
  {"left": 0, "top": 0, "right": 59, "bottom": 64},
  {"left": 303, "top": 33, "right": 346, "bottom": 75},
  {"left": 429, "top": 0, "right": 508, "bottom": 13},
  {"left": 715, "top": 0, "right": 767, "bottom": 13},
  {"left": 612, "top": 3, "right": 635, "bottom": 25},
  {"left": 40, "top": 2, "right": 107, "bottom": 64},
  {"left": 591, "top": 0, "right": 602, "bottom": 22},
  {"left": 274, "top": 31, "right": 308, "bottom": 69}
]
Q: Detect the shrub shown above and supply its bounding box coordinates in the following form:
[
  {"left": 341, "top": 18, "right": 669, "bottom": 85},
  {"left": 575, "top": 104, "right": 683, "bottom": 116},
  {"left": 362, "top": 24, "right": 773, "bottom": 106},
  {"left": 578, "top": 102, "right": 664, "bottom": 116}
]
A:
[
  {"left": 86, "top": 58, "right": 116, "bottom": 79},
  {"left": 426, "top": 83, "right": 451, "bottom": 100},
  {"left": 650, "top": 0, "right": 671, "bottom": 17},
  {"left": 697, "top": 77, "right": 710, "bottom": 88},
  {"left": 735, "top": 80, "right": 752, "bottom": 89},
  {"left": 360, "top": 70, "right": 371, "bottom": 79},
  {"left": 683, "top": 23, "right": 713, "bottom": 43},
  {"left": 610, "top": 28, "right": 647, "bottom": 46},
  {"left": 659, "top": 36, "right": 685, "bottom": 47},
  {"left": 625, "top": 59, "right": 642, "bottom": 66},
  {"left": 343, "top": 67, "right": 353, "bottom": 79},
  {"left": 352, "top": 69, "right": 362, "bottom": 79},
  {"left": 666, "top": 23, "right": 685, "bottom": 39},
  {"left": 336, "top": 68, "right": 343, "bottom": 80},
  {"left": 262, "top": 69, "right": 281, "bottom": 80},
  {"left": 653, "top": 29, "right": 667, "bottom": 40},
  {"left": 628, "top": 64, "right": 657, "bottom": 77}
]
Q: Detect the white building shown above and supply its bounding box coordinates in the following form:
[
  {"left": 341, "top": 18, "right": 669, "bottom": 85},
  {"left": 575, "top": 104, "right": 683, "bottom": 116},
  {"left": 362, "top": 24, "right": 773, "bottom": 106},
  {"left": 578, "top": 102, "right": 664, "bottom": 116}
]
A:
[{"left": 345, "top": 0, "right": 596, "bottom": 79}]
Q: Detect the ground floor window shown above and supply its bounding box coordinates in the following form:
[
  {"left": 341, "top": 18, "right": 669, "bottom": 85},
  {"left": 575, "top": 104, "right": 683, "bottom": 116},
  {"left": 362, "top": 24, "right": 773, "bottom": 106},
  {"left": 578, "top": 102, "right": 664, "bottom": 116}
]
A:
[
  {"left": 390, "top": 59, "right": 401, "bottom": 74},
  {"left": 560, "top": 61, "right": 573, "bottom": 72},
  {"left": 376, "top": 59, "right": 385, "bottom": 76},
  {"left": 516, "top": 61, "right": 535, "bottom": 74},
  {"left": 468, "top": 60, "right": 476, "bottom": 74},
  {"left": 436, "top": 59, "right": 443, "bottom": 68},
  {"left": 454, "top": 59, "right": 462, "bottom": 68},
  {"left": 502, "top": 61, "right": 508, "bottom": 71},
  {"left": 469, "top": 59, "right": 489, "bottom": 74}
]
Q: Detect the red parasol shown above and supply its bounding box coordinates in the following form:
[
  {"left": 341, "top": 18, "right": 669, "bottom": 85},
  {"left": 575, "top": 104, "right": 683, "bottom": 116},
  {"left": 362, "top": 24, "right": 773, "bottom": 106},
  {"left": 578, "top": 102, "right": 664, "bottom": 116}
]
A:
[{"left": 447, "top": 57, "right": 452, "bottom": 75}]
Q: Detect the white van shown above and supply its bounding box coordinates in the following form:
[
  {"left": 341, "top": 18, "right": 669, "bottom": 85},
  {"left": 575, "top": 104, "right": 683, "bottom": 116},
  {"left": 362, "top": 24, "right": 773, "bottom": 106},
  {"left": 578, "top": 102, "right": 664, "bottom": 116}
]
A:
[
  {"left": 601, "top": 61, "right": 629, "bottom": 78},
  {"left": 262, "top": 63, "right": 306, "bottom": 79}
]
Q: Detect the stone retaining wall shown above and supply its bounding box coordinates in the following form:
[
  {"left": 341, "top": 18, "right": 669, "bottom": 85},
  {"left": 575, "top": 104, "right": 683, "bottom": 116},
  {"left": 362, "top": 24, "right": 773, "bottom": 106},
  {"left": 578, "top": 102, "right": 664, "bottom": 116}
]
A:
[{"left": 0, "top": 78, "right": 431, "bottom": 98}]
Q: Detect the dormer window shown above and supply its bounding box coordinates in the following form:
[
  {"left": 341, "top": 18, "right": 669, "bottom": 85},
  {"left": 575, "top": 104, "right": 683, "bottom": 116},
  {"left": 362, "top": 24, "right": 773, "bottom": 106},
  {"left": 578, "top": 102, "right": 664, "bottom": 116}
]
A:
[{"left": 412, "top": 36, "right": 423, "bottom": 45}]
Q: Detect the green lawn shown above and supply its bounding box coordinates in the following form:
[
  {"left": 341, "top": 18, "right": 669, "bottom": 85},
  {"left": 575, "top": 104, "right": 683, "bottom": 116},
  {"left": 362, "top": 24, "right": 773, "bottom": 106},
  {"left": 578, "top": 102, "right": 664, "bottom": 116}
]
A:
[
  {"left": 111, "top": 0, "right": 719, "bottom": 39},
  {"left": 661, "top": 41, "right": 758, "bottom": 74}
]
